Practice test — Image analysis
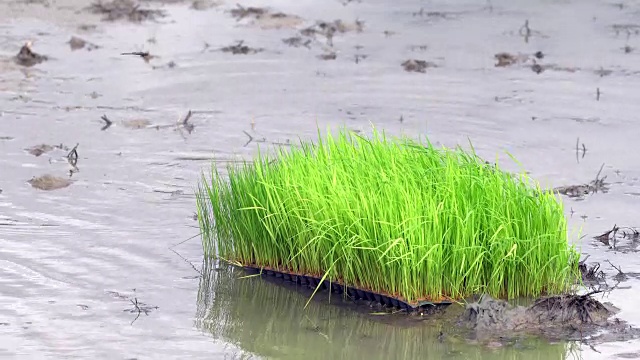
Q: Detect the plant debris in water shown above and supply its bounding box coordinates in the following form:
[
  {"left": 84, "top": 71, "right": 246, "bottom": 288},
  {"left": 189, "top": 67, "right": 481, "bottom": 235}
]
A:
[
  {"left": 197, "top": 128, "right": 579, "bottom": 305},
  {"left": 594, "top": 224, "right": 640, "bottom": 251},
  {"left": 220, "top": 41, "right": 262, "bottom": 55},
  {"left": 554, "top": 164, "right": 609, "bottom": 199},
  {"left": 28, "top": 175, "right": 73, "bottom": 191},
  {"left": 402, "top": 59, "right": 436, "bottom": 73},
  {"left": 88, "top": 0, "right": 165, "bottom": 22},
  {"left": 282, "top": 36, "right": 311, "bottom": 48},
  {"left": 14, "top": 42, "right": 47, "bottom": 67}
]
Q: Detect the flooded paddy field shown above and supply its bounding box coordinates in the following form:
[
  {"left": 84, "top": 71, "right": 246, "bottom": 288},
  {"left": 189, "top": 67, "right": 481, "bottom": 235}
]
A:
[{"left": 1, "top": 0, "right": 640, "bottom": 358}]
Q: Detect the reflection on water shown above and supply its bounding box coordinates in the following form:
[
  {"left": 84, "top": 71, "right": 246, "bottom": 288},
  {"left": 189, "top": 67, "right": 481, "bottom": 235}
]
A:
[{"left": 196, "top": 262, "right": 575, "bottom": 360}]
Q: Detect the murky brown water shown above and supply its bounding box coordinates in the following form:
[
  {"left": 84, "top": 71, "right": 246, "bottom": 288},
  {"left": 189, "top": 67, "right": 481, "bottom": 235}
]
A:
[{"left": 1, "top": 0, "right": 640, "bottom": 358}]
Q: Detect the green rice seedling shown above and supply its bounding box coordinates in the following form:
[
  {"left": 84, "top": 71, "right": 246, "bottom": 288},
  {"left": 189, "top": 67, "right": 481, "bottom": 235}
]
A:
[{"left": 196, "top": 127, "right": 580, "bottom": 305}]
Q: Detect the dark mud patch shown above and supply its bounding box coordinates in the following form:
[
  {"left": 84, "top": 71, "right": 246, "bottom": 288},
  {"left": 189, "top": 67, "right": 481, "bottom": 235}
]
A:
[
  {"left": 460, "top": 293, "right": 638, "bottom": 344},
  {"left": 402, "top": 59, "right": 437, "bottom": 73},
  {"left": 594, "top": 225, "right": 640, "bottom": 252},
  {"left": 14, "top": 42, "right": 47, "bottom": 67},
  {"left": 68, "top": 36, "right": 100, "bottom": 51},
  {"left": 220, "top": 41, "right": 263, "bottom": 55},
  {"left": 88, "top": 0, "right": 165, "bottom": 22},
  {"left": 28, "top": 174, "right": 73, "bottom": 191}
]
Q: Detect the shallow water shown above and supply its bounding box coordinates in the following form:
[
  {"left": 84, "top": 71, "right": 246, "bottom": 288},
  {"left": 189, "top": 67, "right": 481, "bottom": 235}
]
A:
[{"left": 1, "top": 0, "right": 640, "bottom": 358}]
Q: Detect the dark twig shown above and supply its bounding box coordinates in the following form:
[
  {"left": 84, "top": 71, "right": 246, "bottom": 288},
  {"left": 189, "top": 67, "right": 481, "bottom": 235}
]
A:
[
  {"left": 121, "top": 51, "right": 155, "bottom": 63},
  {"left": 122, "top": 291, "right": 158, "bottom": 325},
  {"left": 100, "top": 115, "right": 113, "bottom": 131},
  {"left": 596, "top": 87, "right": 601, "bottom": 101},
  {"left": 67, "top": 143, "right": 79, "bottom": 171},
  {"left": 170, "top": 248, "right": 203, "bottom": 277},
  {"left": 242, "top": 130, "right": 266, "bottom": 147}
]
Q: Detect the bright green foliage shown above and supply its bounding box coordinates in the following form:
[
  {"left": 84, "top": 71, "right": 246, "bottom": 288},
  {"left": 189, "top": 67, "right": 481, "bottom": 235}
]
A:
[{"left": 196, "top": 128, "right": 580, "bottom": 304}]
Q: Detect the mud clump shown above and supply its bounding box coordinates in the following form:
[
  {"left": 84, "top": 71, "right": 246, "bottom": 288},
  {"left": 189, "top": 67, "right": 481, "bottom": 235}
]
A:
[
  {"left": 402, "top": 59, "right": 436, "bottom": 73},
  {"left": 88, "top": 0, "right": 165, "bottom": 22},
  {"left": 14, "top": 42, "right": 47, "bottom": 67},
  {"left": 554, "top": 165, "right": 609, "bottom": 199},
  {"left": 28, "top": 175, "right": 73, "bottom": 191},
  {"left": 462, "top": 293, "right": 620, "bottom": 340},
  {"left": 68, "top": 36, "right": 100, "bottom": 51}
]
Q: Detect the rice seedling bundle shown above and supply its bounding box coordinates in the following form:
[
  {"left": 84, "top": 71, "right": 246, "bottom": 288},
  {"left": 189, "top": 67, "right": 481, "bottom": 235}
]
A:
[{"left": 196, "top": 128, "right": 579, "bottom": 305}]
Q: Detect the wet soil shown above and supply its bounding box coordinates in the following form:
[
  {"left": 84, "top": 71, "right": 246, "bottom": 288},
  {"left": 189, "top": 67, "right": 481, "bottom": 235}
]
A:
[{"left": 2, "top": 0, "right": 640, "bottom": 359}]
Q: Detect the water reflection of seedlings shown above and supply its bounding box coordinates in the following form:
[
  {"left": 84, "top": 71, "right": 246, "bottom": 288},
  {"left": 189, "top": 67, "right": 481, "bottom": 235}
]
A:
[
  {"left": 220, "top": 41, "right": 262, "bottom": 55},
  {"left": 402, "top": 59, "right": 436, "bottom": 73},
  {"left": 14, "top": 41, "right": 47, "bottom": 67},
  {"left": 28, "top": 175, "right": 73, "bottom": 191},
  {"left": 88, "top": 0, "right": 165, "bottom": 22}
]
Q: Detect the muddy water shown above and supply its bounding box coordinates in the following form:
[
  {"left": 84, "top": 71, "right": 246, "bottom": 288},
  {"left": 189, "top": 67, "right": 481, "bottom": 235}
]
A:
[{"left": 1, "top": 0, "right": 639, "bottom": 359}]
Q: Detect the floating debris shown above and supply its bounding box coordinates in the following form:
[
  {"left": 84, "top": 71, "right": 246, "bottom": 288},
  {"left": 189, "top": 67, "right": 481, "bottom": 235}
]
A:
[
  {"left": 88, "top": 0, "right": 165, "bottom": 22},
  {"left": 14, "top": 41, "right": 47, "bottom": 67},
  {"left": 220, "top": 41, "right": 262, "bottom": 55},
  {"left": 594, "top": 225, "right": 640, "bottom": 251},
  {"left": 401, "top": 59, "right": 436, "bottom": 73},
  {"left": 282, "top": 36, "right": 311, "bottom": 48},
  {"left": 28, "top": 175, "right": 73, "bottom": 191}
]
